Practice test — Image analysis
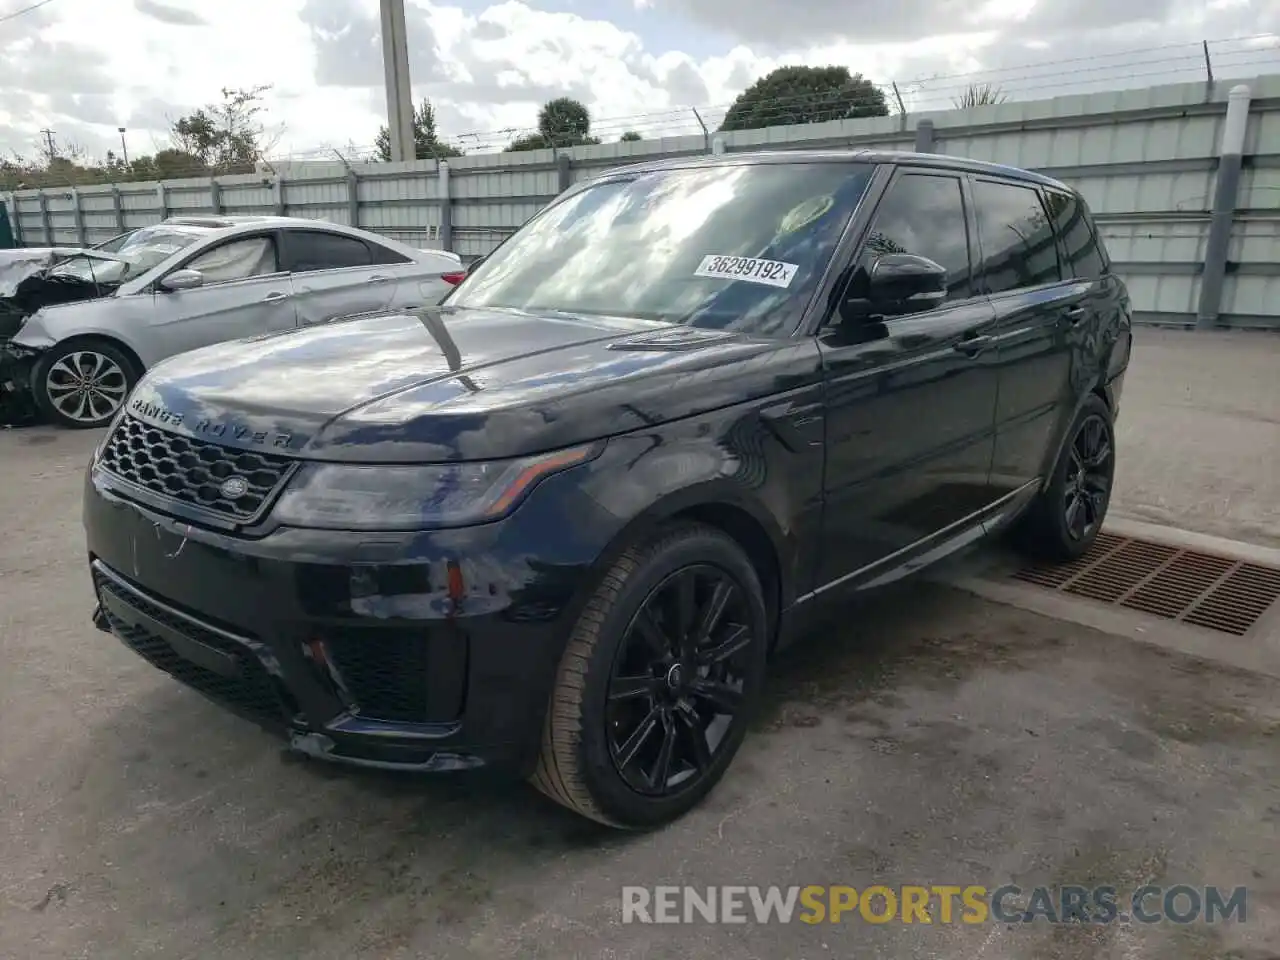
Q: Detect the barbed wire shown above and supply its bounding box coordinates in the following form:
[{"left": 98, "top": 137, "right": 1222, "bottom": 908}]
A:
[
  {"left": 278, "top": 35, "right": 1279, "bottom": 159},
  {"left": 6, "top": 34, "right": 1278, "bottom": 187}
]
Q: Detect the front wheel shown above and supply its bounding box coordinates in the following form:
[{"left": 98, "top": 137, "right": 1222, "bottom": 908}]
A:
[
  {"left": 532, "top": 524, "right": 769, "bottom": 829},
  {"left": 1015, "top": 393, "right": 1116, "bottom": 562},
  {"left": 32, "top": 340, "right": 137, "bottom": 429}
]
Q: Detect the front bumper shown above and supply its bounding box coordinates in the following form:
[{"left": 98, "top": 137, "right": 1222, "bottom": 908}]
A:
[
  {"left": 0, "top": 340, "right": 38, "bottom": 426},
  {"left": 84, "top": 462, "right": 609, "bottom": 776}
]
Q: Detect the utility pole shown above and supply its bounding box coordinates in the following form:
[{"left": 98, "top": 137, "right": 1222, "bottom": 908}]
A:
[
  {"left": 118, "top": 127, "right": 129, "bottom": 166},
  {"left": 39, "top": 128, "right": 56, "bottom": 163},
  {"left": 380, "top": 0, "right": 415, "bottom": 162}
]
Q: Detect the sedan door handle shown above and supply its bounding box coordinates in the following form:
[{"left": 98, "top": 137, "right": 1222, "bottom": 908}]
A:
[
  {"left": 366, "top": 274, "right": 391, "bottom": 283},
  {"left": 262, "top": 291, "right": 289, "bottom": 302},
  {"left": 952, "top": 334, "right": 993, "bottom": 356}
]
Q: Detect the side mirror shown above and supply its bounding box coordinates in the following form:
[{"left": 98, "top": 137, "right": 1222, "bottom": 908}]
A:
[
  {"left": 843, "top": 253, "right": 948, "bottom": 321},
  {"left": 159, "top": 268, "right": 204, "bottom": 292}
]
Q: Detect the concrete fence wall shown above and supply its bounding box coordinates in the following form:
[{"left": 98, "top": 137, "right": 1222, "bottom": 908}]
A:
[{"left": 9, "top": 74, "right": 1280, "bottom": 330}]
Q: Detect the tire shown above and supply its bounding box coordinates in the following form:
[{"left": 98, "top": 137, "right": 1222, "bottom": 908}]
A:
[
  {"left": 531, "top": 523, "right": 769, "bottom": 829},
  {"left": 1015, "top": 393, "right": 1116, "bottom": 563},
  {"left": 32, "top": 339, "right": 138, "bottom": 430}
]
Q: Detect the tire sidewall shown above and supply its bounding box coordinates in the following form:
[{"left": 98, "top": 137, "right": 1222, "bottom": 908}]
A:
[
  {"left": 32, "top": 341, "right": 137, "bottom": 430},
  {"left": 1043, "top": 394, "right": 1116, "bottom": 558},
  {"left": 576, "top": 529, "right": 768, "bottom": 828}
]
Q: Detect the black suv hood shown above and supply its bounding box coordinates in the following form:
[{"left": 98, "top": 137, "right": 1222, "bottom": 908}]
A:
[{"left": 126, "top": 306, "right": 798, "bottom": 462}]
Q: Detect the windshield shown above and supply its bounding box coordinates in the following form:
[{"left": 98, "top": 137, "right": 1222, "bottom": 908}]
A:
[
  {"left": 451, "top": 161, "right": 874, "bottom": 336},
  {"left": 51, "top": 225, "right": 212, "bottom": 284}
]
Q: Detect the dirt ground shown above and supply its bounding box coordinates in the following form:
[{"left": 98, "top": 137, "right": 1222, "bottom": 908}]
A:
[{"left": 2, "top": 328, "right": 1278, "bottom": 959}]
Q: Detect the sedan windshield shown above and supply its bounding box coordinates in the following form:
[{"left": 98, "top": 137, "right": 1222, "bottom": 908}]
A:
[
  {"left": 450, "top": 161, "right": 874, "bottom": 336},
  {"left": 51, "top": 225, "right": 212, "bottom": 284}
]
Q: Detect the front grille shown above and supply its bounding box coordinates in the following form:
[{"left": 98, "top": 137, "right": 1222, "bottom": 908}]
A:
[
  {"left": 98, "top": 415, "right": 294, "bottom": 522},
  {"left": 94, "top": 568, "right": 293, "bottom": 730}
]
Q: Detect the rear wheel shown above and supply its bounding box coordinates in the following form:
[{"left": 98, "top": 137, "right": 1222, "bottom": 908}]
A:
[
  {"left": 32, "top": 340, "right": 137, "bottom": 429},
  {"left": 1015, "top": 394, "right": 1116, "bottom": 562},
  {"left": 532, "top": 524, "right": 769, "bottom": 829}
]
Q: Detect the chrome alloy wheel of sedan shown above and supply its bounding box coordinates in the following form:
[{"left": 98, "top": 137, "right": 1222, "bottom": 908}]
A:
[{"left": 44, "top": 350, "right": 129, "bottom": 425}]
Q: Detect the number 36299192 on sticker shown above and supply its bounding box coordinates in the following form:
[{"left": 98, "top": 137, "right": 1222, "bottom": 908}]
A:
[{"left": 694, "top": 255, "right": 798, "bottom": 289}]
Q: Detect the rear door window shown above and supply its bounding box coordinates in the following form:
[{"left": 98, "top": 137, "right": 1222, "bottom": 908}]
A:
[
  {"left": 1043, "top": 190, "right": 1107, "bottom": 280},
  {"left": 971, "top": 179, "right": 1063, "bottom": 294},
  {"left": 285, "top": 231, "right": 374, "bottom": 273}
]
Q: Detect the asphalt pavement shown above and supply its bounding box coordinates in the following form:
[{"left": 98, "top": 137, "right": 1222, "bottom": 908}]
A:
[{"left": 1, "top": 328, "right": 1277, "bottom": 959}]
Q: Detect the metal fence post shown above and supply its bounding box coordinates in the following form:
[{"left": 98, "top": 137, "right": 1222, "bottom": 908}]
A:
[
  {"left": 156, "top": 182, "right": 168, "bottom": 221},
  {"left": 346, "top": 169, "right": 360, "bottom": 227},
  {"left": 111, "top": 187, "right": 125, "bottom": 233},
  {"left": 209, "top": 177, "right": 223, "bottom": 215},
  {"left": 556, "top": 153, "right": 572, "bottom": 192},
  {"left": 272, "top": 178, "right": 285, "bottom": 216},
  {"left": 914, "top": 119, "right": 936, "bottom": 153},
  {"left": 1197, "top": 83, "right": 1252, "bottom": 328},
  {"left": 438, "top": 160, "right": 453, "bottom": 253},
  {"left": 38, "top": 192, "right": 52, "bottom": 244},
  {"left": 711, "top": 136, "right": 726, "bottom": 155},
  {"left": 71, "top": 188, "right": 86, "bottom": 245},
  {"left": 11, "top": 196, "right": 23, "bottom": 246}
]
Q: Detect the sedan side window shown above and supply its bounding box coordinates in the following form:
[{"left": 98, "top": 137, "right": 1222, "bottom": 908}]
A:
[
  {"left": 848, "top": 173, "right": 973, "bottom": 311},
  {"left": 186, "top": 236, "right": 279, "bottom": 284},
  {"left": 286, "top": 231, "right": 373, "bottom": 273}
]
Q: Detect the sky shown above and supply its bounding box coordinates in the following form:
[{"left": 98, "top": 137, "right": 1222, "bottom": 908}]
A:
[{"left": 0, "top": 0, "right": 1277, "bottom": 163}]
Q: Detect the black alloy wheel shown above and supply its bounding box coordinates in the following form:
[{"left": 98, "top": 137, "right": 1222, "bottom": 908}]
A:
[
  {"left": 605, "top": 564, "right": 754, "bottom": 797},
  {"left": 1063, "top": 412, "right": 1112, "bottom": 542},
  {"left": 1014, "top": 393, "right": 1116, "bottom": 562},
  {"left": 532, "top": 524, "right": 769, "bottom": 829}
]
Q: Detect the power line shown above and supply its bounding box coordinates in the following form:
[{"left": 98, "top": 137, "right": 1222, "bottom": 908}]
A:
[{"left": 0, "top": 0, "right": 57, "bottom": 25}]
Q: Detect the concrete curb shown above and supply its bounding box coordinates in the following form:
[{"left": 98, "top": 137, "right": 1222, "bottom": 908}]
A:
[{"left": 938, "top": 520, "right": 1280, "bottom": 682}]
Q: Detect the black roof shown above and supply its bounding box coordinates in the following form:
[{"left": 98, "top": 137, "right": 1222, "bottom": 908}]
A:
[{"left": 601, "top": 148, "right": 1072, "bottom": 193}]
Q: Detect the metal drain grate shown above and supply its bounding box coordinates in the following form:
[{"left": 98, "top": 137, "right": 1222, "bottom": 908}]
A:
[{"left": 1012, "top": 531, "right": 1280, "bottom": 636}]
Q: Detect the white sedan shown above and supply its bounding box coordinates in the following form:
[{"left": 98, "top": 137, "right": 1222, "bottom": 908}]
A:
[{"left": 3, "top": 215, "right": 465, "bottom": 428}]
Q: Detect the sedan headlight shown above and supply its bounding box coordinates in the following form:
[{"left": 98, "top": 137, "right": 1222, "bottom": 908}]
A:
[{"left": 270, "top": 443, "right": 602, "bottom": 531}]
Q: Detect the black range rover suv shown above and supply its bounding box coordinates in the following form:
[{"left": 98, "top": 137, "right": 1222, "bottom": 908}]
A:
[{"left": 84, "top": 150, "right": 1131, "bottom": 828}]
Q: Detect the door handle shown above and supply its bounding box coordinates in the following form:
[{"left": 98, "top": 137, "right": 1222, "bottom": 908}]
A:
[
  {"left": 262, "top": 291, "right": 289, "bottom": 302},
  {"left": 952, "top": 334, "right": 993, "bottom": 356},
  {"left": 1063, "top": 305, "right": 1087, "bottom": 324},
  {"left": 366, "top": 274, "right": 391, "bottom": 283}
]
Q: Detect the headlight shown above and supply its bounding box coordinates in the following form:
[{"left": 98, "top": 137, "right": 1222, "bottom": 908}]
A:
[{"left": 270, "top": 443, "right": 602, "bottom": 531}]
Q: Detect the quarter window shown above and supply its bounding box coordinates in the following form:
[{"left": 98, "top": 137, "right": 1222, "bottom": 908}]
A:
[
  {"left": 369, "top": 241, "right": 413, "bottom": 265},
  {"left": 185, "top": 236, "right": 278, "bottom": 283},
  {"left": 1043, "top": 190, "right": 1107, "bottom": 281},
  {"left": 850, "top": 173, "right": 972, "bottom": 307},
  {"left": 971, "top": 180, "right": 1062, "bottom": 294},
  {"left": 286, "top": 231, "right": 373, "bottom": 272}
]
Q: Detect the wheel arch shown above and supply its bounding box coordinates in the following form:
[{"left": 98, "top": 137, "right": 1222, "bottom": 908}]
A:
[
  {"left": 38, "top": 333, "right": 145, "bottom": 380},
  {"left": 587, "top": 481, "right": 790, "bottom": 653}
]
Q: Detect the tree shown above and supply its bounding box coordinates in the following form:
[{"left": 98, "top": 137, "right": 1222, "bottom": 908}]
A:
[
  {"left": 718, "top": 66, "right": 888, "bottom": 133},
  {"left": 619, "top": 131, "right": 642, "bottom": 142},
  {"left": 506, "top": 97, "right": 600, "bottom": 151},
  {"left": 375, "top": 97, "right": 463, "bottom": 161},
  {"left": 505, "top": 132, "right": 550, "bottom": 152},
  {"left": 169, "top": 85, "right": 278, "bottom": 173},
  {"left": 952, "top": 83, "right": 1007, "bottom": 108},
  {"left": 539, "top": 97, "right": 591, "bottom": 146}
]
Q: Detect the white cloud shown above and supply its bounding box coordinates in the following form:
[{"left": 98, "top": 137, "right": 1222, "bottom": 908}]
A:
[{"left": 0, "top": 0, "right": 1273, "bottom": 163}]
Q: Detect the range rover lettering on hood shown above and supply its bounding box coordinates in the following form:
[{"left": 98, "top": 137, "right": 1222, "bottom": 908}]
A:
[{"left": 128, "top": 397, "right": 298, "bottom": 450}]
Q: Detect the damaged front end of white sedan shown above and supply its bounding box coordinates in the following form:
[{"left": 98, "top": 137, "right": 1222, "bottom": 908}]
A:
[{"left": 0, "top": 247, "right": 128, "bottom": 427}]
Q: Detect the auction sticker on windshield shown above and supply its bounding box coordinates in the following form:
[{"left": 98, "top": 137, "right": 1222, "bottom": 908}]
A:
[{"left": 695, "top": 255, "right": 798, "bottom": 289}]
